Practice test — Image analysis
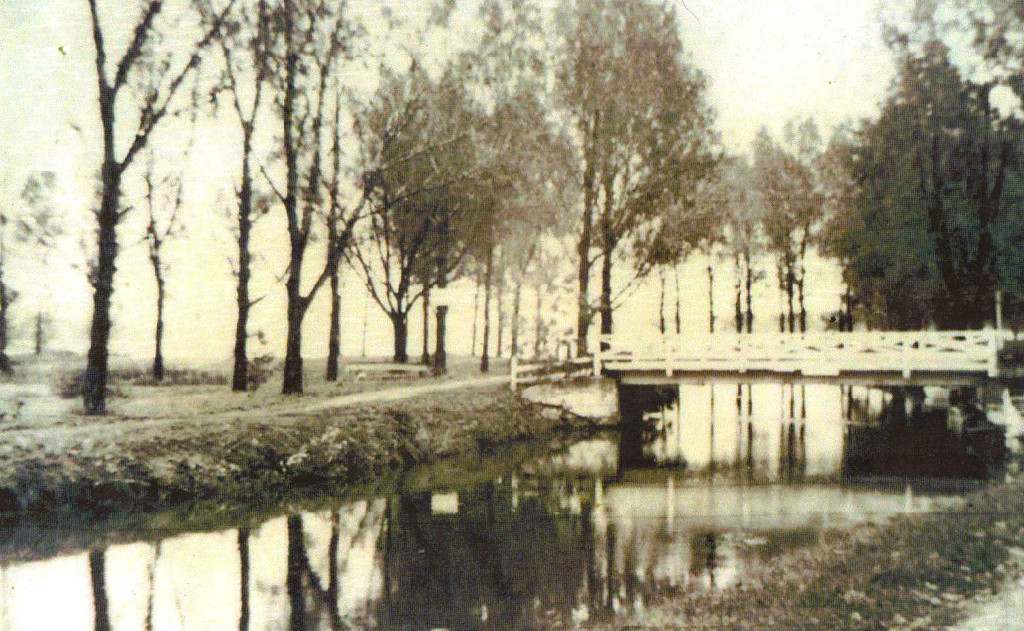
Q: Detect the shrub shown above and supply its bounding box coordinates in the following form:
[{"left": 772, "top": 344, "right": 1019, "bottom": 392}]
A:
[{"left": 247, "top": 355, "right": 275, "bottom": 391}]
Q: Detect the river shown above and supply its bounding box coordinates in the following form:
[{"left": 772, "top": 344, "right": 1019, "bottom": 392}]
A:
[{"left": 0, "top": 383, "right": 1001, "bottom": 630}]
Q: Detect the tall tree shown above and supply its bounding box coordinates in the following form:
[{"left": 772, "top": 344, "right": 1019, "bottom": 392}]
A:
[
  {"left": 324, "top": 99, "right": 361, "bottom": 381},
  {"left": 140, "top": 145, "right": 188, "bottom": 382},
  {"left": 556, "top": 0, "right": 716, "bottom": 351},
  {"left": 14, "top": 171, "right": 65, "bottom": 360},
  {"left": 203, "top": 0, "right": 273, "bottom": 392},
  {"left": 353, "top": 64, "right": 477, "bottom": 364},
  {"left": 753, "top": 123, "right": 822, "bottom": 333},
  {"left": 821, "top": 21, "right": 1024, "bottom": 329},
  {"left": 265, "top": 0, "right": 358, "bottom": 393},
  {"left": 82, "top": 0, "right": 231, "bottom": 413}
]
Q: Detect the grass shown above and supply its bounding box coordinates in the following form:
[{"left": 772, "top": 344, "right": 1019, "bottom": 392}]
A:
[{"left": 0, "top": 384, "right": 583, "bottom": 521}]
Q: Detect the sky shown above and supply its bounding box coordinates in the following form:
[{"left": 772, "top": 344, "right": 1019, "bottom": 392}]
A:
[{"left": 0, "top": 0, "right": 898, "bottom": 364}]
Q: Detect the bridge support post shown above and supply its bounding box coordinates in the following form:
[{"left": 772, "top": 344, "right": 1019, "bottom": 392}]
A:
[{"left": 617, "top": 383, "right": 646, "bottom": 470}]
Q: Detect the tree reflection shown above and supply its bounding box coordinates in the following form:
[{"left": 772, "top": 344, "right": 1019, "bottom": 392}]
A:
[
  {"left": 238, "top": 529, "right": 250, "bottom": 631},
  {"left": 89, "top": 548, "right": 110, "bottom": 631}
]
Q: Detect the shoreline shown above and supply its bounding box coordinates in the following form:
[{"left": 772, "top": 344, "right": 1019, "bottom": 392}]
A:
[
  {"left": 3, "top": 376, "right": 1024, "bottom": 629},
  {"left": 0, "top": 383, "right": 594, "bottom": 528}
]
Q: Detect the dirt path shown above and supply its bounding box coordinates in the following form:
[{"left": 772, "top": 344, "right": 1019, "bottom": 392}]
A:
[{"left": 293, "top": 374, "right": 510, "bottom": 413}]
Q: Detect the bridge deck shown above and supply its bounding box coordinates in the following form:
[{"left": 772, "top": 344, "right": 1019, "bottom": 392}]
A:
[{"left": 598, "top": 331, "right": 1022, "bottom": 387}]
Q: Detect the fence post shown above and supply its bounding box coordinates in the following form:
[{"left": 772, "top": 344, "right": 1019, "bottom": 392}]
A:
[
  {"left": 592, "top": 342, "right": 602, "bottom": 378},
  {"left": 901, "top": 333, "right": 912, "bottom": 379},
  {"left": 664, "top": 335, "right": 672, "bottom": 377},
  {"left": 510, "top": 356, "right": 519, "bottom": 391},
  {"left": 988, "top": 328, "right": 1000, "bottom": 378}
]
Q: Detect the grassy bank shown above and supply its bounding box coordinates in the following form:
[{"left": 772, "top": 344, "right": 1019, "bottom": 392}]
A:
[
  {"left": 0, "top": 384, "right": 585, "bottom": 522},
  {"left": 577, "top": 467, "right": 1024, "bottom": 631}
]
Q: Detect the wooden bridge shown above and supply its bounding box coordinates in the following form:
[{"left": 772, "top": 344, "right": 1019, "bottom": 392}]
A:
[{"left": 512, "top": 330, "right": 1024, "bottom": 389}]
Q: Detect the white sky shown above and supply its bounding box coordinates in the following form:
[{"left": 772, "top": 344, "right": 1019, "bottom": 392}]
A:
[{"left": 0, "top": 0, "right": 896, "bottom": 363}]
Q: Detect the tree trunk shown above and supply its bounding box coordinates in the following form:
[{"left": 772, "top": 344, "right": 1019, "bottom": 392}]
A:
[
  {"left": 481, "top": 244, "right": 494, "bottom": 372},
  {"left": 778, "top": 264, "right": 786, "bottom": 334},
  {"left": 433, "top": 303, "right": 447, "bottom": 374},
  {"left": 600, "top": 247, "right": 613, "bottom": 347},
  {"left": 471, "top": 274, "right": 480, "bottom": 356},
  {"left": 286, "top": 516, "right": 306, "bottom": 631},
  {"left": 798, "top": 264, "right": 807, "bottom": 333},
  {"left": 280, "top": 23, "right": 309, "bottom": 396},
  {"left": 153, "top": 272, "right": 165, "bottom": 381},
  {"left": 659, "top": 269, "right": 667, "bottom": 335},
  {"left": 787, "top": 265, "right": 796, "bottom": 333},
  {"left": 84, "top": 155, "right": 122, "bottom": 415},
  {"left": 576, "top": 115, "right": 598, "bottom": 357},
  {"left": 280, "top": 316, "right": 303, "bottom": 394},
  {"left": 325, "top": 262, "right": 341, "bottom": 381},
  {"left": 0, "top": 251, "right": 9, "bottom": 374},
  {"left": 90, "top": 549, "right": 111, "bottom": 631},
  {"left": 495, "top": 272, "right": 505, "bottom": 359},
  {"left": 844, "top": 283, "right": 854, "bottom": 332},
  {"left": 533, "top": 283, "right": 543, "bottom": 358},
  {"left": 34, "top": 312, "right": 42, "bottom": 355},
  {"left": 599, "top": 178, "right": 615, "bottom": 350},
  {"left": 390, "top": 312, "right": 408, "bottom": 364},
  {"left": 511, "top": 281, "right": 522, "bottom": 357},
  {"left": 421, "top": 289, "right": 431, "bottom": 366},
  {"left": 744, "top": 251, "right": 753, "bottom": 334},
  {"left": 280, "top": 255, "right": 303, "bottom": 391},
  {"left": 707, "top": 263, "right": 715, "bottom": 334},
  {"left": 674, "top": 265, "right": 682, "bottom": 335},
  {"left": 734, "top": 253, "right": 742, "bottom": 333},
  {"left": 238, "top": 528, "right": 250, "bottom": 631},
  {"left": 232, "top": 131, "right": 254, "bottom": 392}
]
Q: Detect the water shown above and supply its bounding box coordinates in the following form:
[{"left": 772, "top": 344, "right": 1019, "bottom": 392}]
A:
[{"left": 0, "top": 384, "right": 999, "bottom": 630}]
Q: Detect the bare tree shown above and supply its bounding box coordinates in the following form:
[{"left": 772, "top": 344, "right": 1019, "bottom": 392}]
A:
[
  {"left": 263, "top": 0, "right": 358, "bottom": 393},
  {"left": 82, "top": 0, "right": 232, "bottom": 414},
  {"left": 324, "top": 100, "right": 361, "bottom": 381},
  {"left": 140, "top": 147, "right": 187, "bottom": 382},
  {"left": 202, "top": 0, "right": 273, "bottom": 391}
]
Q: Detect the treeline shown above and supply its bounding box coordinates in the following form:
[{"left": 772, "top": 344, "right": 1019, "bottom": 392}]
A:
[
  {"left": 9, "top": 0, "right": 1022, "bottom": 416},
  {"left": 819, "top": 0, "right": 1024, "bottom": 331},
  {"left": 699, "top": 0, "right": 1024, "bottom": 336},
  {"left": 63, "top": 0, "right": 719, "bottom": 414}
]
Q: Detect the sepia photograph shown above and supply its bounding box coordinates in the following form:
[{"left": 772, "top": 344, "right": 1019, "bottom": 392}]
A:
[{"left": 2, "top": 0, "right": 1024, "bottom": 629}]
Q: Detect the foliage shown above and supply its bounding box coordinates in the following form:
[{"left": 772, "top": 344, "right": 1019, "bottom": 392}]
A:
[
  {"left": 820, "top": 17, "right": 1024, "bottom": 329},
  {"left": 554, "top": 0, "right": 718, "bottom": 335}
]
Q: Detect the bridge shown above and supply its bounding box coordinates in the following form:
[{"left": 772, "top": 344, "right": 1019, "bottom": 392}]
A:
[{"left": 512, "top": 330, "right": 1024, "bottom": 389}]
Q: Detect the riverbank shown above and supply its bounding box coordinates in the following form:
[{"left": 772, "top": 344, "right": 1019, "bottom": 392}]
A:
[
  {"left": 576, "top": 465, "right": 1024, "bottom": 631},
  {"left": 0, "top": 380, "right": 592, "bottom": 523}
]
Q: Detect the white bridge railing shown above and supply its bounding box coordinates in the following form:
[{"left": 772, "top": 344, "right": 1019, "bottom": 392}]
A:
[
  {"left": 597, "top": 330, "right": 1015, "bottom": 379},
  {"left": 510, "top": 330, "right": 1016, "bottom": 388},
  {"left": 509, "top": 356, "right": 595, "bottom": 390}
]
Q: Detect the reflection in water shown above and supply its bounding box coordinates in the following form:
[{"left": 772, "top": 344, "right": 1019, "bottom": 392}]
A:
[
  {"left": 0, "top": 384, "right": 997, "bottom": 630},
  {"left": 238, "top": 530, "right": 249, "bottom": 631},
  {"left": 90, "top": 549, "right": 110, "bottom": 631}
]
